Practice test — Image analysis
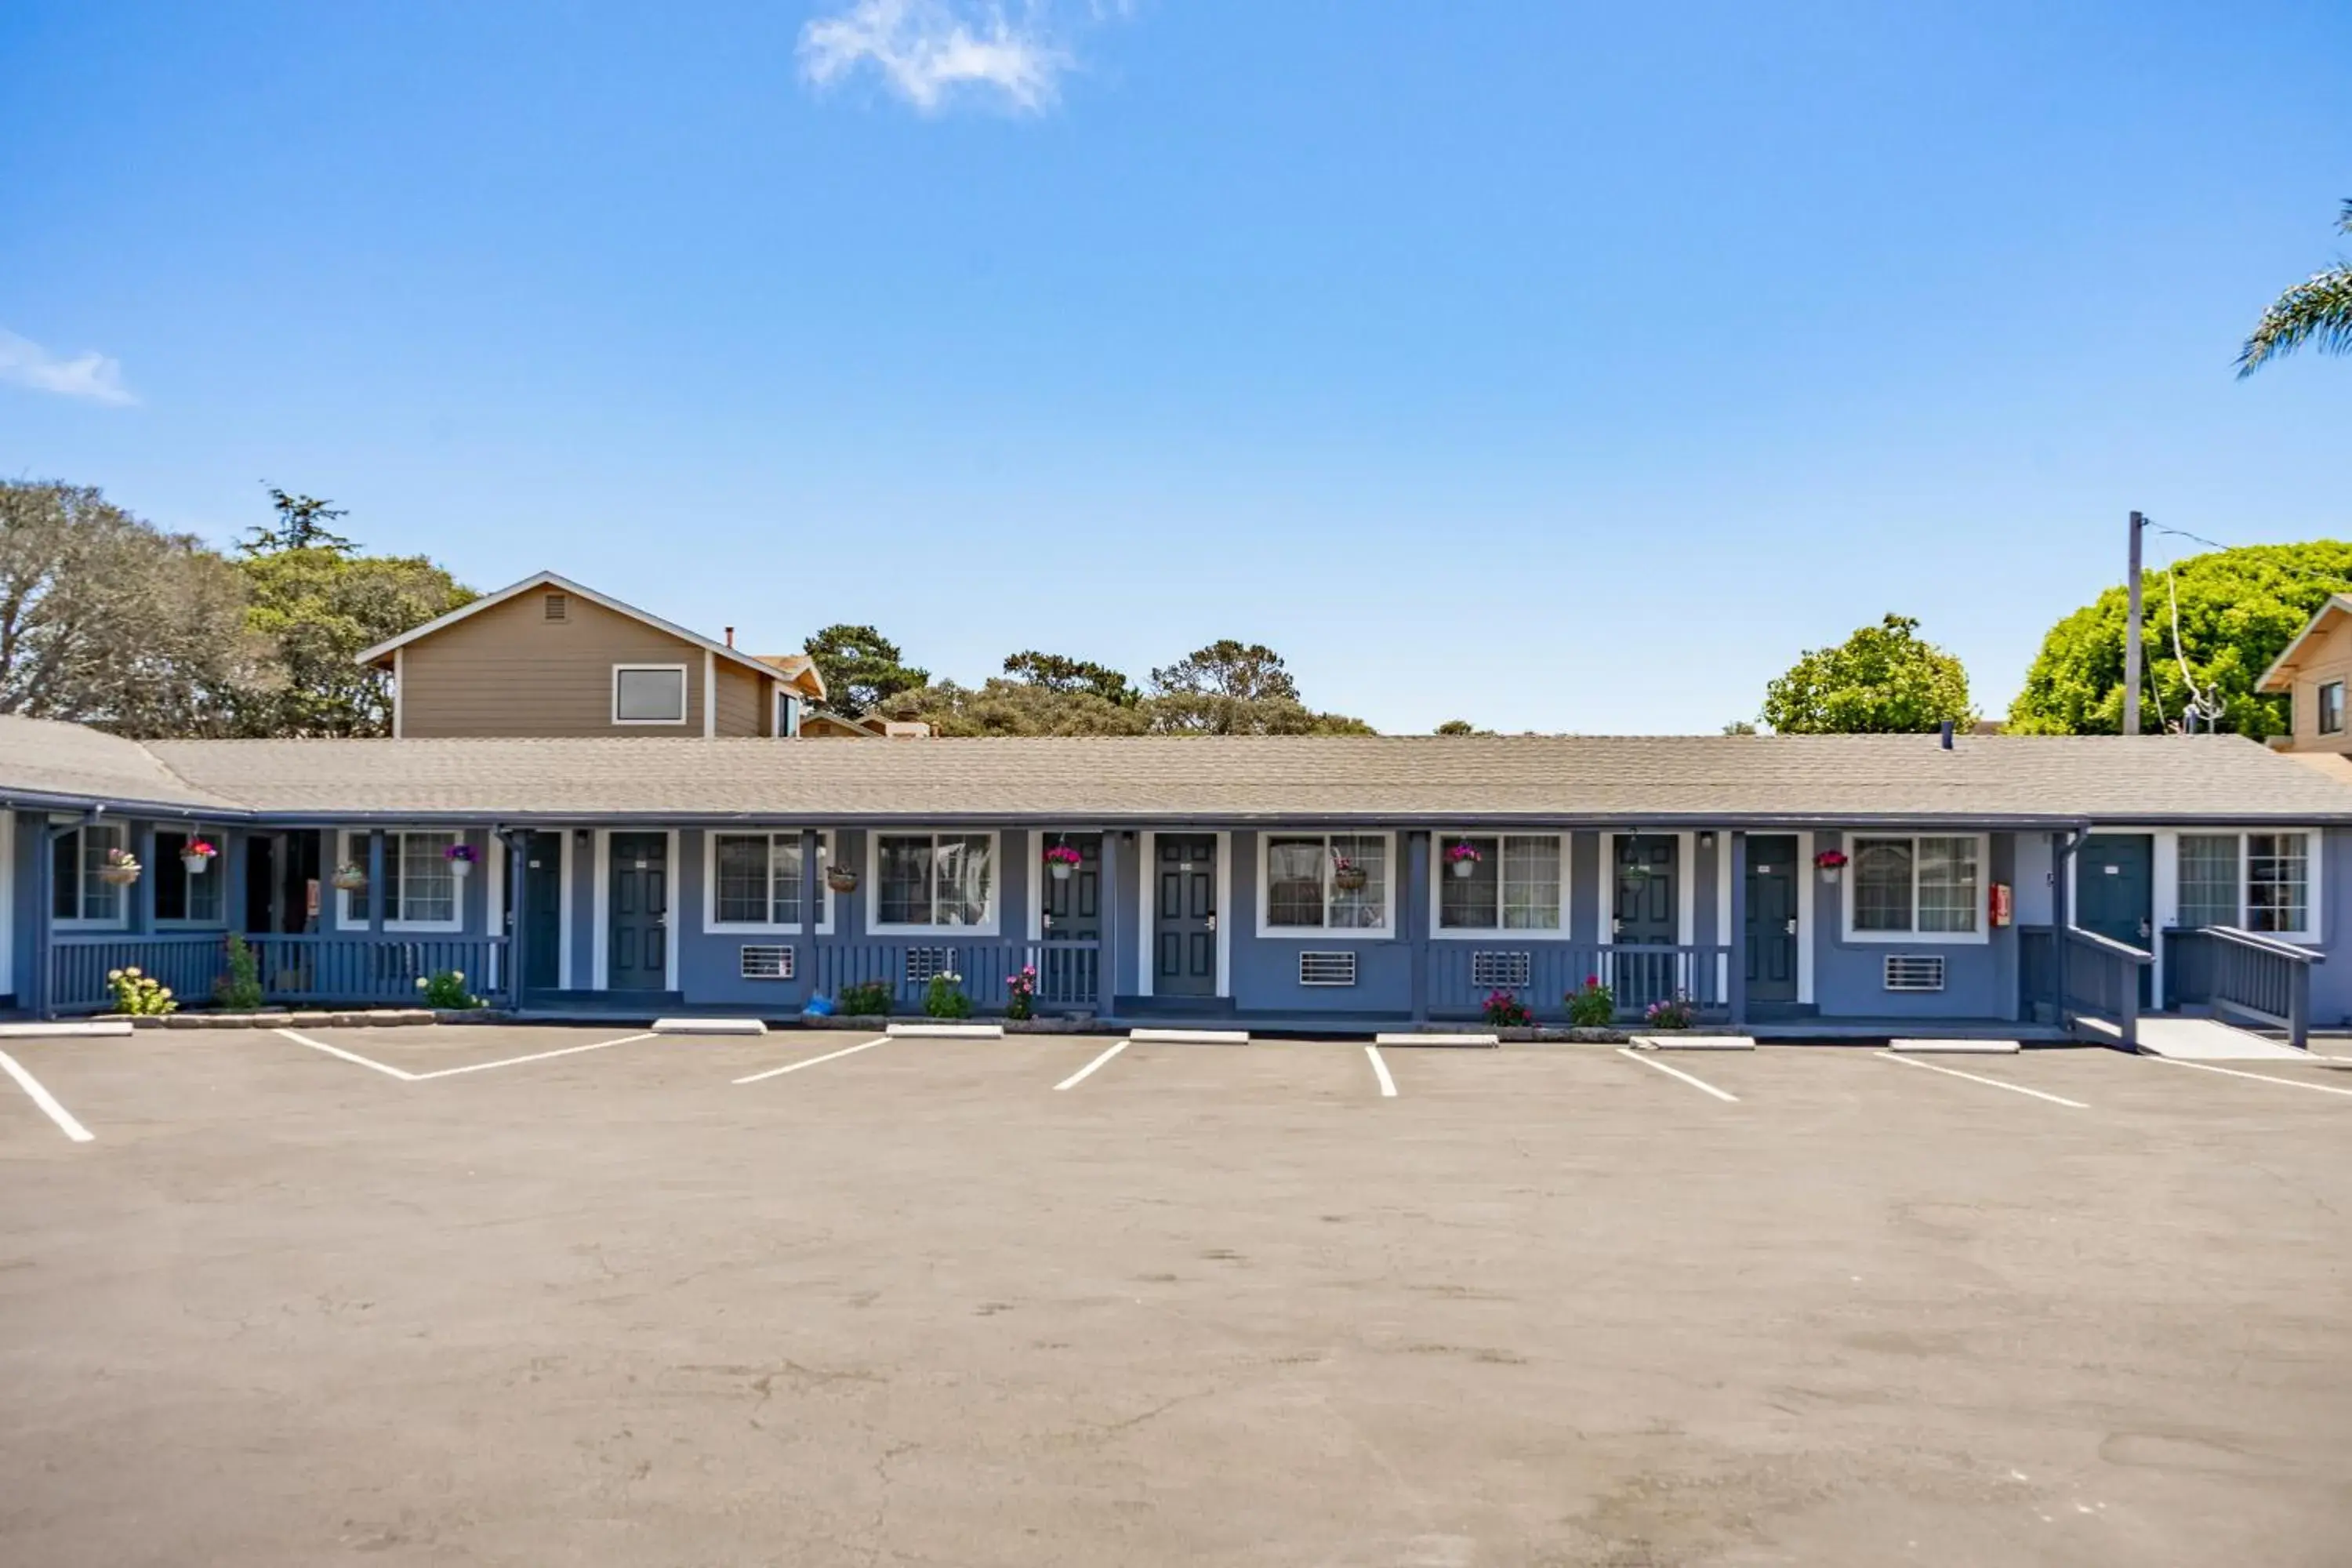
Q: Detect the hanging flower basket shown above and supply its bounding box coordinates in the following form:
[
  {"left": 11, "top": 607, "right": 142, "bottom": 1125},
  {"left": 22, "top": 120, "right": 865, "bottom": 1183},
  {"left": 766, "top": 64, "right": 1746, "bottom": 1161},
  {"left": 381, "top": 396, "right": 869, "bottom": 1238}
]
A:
[
  {"left": 1815, "top": 848, "right": 1848, "bottom": 884},
  {"left": 445, "top": 842, "right": 477, "bottom": 879},
  {"left": 97, "top": 848, "right": 143, "bottom": 886},
  {"left": 332, "top": 863, "right": 370, "bottom": 892},
  {"left": 826, "top": 866, "right": 861, "bottom": 895},
  {"left": 1331, "top": 851, "right": 1369, "bottom": 894},
  {"left": 181, "top": 840, "right": 219, "bottom": 876},
  {"left": 1044, "top": 844, "right": 1083, "bottom": 882},
  {"left": 1446, "top": 842, "right": 1482, "bottom": 880}
]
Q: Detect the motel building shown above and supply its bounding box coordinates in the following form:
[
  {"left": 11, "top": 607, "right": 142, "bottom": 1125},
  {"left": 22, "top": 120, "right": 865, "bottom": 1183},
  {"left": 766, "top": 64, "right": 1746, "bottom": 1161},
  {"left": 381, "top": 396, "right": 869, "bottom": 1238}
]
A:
[{"left": 6, "top": 572, "right": 2352, "bottom": 1049}]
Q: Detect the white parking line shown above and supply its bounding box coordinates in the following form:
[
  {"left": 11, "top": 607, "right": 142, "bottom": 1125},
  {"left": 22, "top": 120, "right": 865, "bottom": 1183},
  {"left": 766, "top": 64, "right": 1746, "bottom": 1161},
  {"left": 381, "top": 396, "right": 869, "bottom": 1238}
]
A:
[
  {"left": 733, "top": 1036, "right": 891, "bottom": 1086},
  {"left": 1617, "top": 1046, "right": 1738, "bottom": 1103},
  {"left": 275, "top": 1029, "right": 417, "bottom": 1081},
  {"left": 1365, "top": 1044, "right": 1398, "bottom": 1098},
  {"left": 409, "top": 1033, "right": 656, "bottom": 1081},
  {"left": 1054, "top": 1038, "right": 1131, "bottom": 1091},
  {"left": 0, "top": 1049, "right": 96, "bottom": 1143},
  {"left": 2147, "top": 1056, "right": 2352, "bottom": 1098},
  {"left": 1873, "top": 1049, "right": 2088, "bottom": 1109}
]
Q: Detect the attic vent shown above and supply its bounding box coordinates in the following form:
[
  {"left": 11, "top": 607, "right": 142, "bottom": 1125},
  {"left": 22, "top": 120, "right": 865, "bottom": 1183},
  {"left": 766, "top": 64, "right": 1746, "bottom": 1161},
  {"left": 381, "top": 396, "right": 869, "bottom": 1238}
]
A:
[
  {"left": 1883, "top": 954, "right": 1946, "bottom": 993},
  {"left": 739, "top": 945, "right": 793, "bottom": 981},
  {"left": 543, "top": 591, "right": 568, "bottom": 622},
  {"left": 1471, "top": 951, "right": 1531, "bottom": 989},
  {"left": 1299, "top": 951, "right": 1357, "bottom": 987}
]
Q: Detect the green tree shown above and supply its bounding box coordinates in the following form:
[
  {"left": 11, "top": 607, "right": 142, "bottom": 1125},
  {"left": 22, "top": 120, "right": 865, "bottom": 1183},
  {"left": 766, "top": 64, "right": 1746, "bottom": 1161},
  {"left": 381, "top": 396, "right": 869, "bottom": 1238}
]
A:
[
  {"left": 1760, "top": 615, "right": 1975, "bottom": 735},
  {"left": 245, "top": 486, "right": 357, "bottom": 553},
  {"left": 1144, "top": 639, "right": 1371, "bottom": 734},
  {"left": 1149, "top": 639, "right": 1301, "bottom": 705},
  {"left": 1002, "top": 649, "right": 1138, "bottom": 706},
  {"left": 1434, "top": 719, "right": 1479, "bottom": 735},
  {"left": 0, "top": 480, "right": 269, "bottom": 735},
  {"left": 1720, "top": 719, "right": 1759, "bottom": 735},
  {"left": 883, "top": 678, "right": 1153, "bottom": 736},
  {"left": 804, "top": 624, "right": 929, "bottom": 716},
  {"left": 2008, "top": 542, "right": 2352, "bottom": 737},
  {"left": 2238, "top": 199, "right": 2352, "bottom": 376}
]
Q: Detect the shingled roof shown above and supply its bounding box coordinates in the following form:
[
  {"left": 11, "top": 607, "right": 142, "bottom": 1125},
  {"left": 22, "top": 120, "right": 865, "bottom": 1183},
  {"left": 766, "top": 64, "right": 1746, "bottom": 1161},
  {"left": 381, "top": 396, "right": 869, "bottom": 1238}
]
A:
[{"left": 5, "top": 717, "right": 2350, "bottom": 826}]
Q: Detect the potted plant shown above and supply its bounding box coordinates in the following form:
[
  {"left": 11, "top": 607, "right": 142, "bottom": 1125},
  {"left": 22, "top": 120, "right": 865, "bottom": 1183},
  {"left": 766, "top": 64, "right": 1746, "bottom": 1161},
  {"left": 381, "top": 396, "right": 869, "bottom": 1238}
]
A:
[
  {"left": 97, "top": 847, "right": 142, "bottom": 886},
  {"left": 1044, "top": 844, "right": 1083, "bottom": 883},
  {"left": 1446, "top": 841, "right": 1482, "bottom": 880},
  {"left": 181, "top": 839, "right": 219, "bottom": 876},
  {"left": 444, "top": 841, "right": 477, "bottom": 880},
  {"left": 826, "top": 865, "right": 860, "bottom": 895},
  {"left": 1815, "top": 848, "right": 1848, "bottom": 884},
  {"left": 1331, "top": 849, "right": 1369, "bottom": 893},
  {"left": 332, "top": 862, "right": 369, "bottom": 892}
]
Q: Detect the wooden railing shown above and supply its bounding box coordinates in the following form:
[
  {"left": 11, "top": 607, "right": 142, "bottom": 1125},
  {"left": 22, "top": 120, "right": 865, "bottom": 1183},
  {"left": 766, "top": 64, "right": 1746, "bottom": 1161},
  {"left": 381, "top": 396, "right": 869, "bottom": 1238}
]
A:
[
  {"left": 2061, "top": 927, "right": 2154, "bottom": 1048},
  {"left": 2171, "top": 926, "right": 2319, "bottom": 1048},
  {"left": 808, "top": 941, "right": 1102, "bottom": 1014},
  {"left": 1428, "top": 943, "right": 1733, "bottom": 1023},
  {"left": 48, "top": 933, "right": 510, "bottom": 1013}
]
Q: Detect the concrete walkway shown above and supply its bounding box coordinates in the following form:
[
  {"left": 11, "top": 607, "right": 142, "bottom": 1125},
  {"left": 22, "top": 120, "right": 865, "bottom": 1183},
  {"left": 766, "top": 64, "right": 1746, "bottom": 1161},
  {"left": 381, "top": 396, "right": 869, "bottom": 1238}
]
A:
[{"left": 2129, "top": 1015, "right": 2312, "bottom": 1062}]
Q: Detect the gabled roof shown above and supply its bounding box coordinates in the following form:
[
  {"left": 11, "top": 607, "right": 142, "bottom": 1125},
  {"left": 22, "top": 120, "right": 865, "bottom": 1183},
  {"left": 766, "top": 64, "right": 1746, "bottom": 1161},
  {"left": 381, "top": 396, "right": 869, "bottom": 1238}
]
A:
[
  {"left": 354, "top": 570, "right": 826, "bottom": 700},
  {"left": 2256, "top": 594, "right": 2352, "bottom": 694}
]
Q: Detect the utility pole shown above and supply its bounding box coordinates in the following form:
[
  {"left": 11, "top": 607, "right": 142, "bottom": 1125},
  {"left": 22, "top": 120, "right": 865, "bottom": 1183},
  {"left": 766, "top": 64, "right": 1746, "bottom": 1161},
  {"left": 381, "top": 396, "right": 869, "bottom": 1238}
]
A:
[{"left": 2123, "top": 510, "right": 2146, "bottom": 736}]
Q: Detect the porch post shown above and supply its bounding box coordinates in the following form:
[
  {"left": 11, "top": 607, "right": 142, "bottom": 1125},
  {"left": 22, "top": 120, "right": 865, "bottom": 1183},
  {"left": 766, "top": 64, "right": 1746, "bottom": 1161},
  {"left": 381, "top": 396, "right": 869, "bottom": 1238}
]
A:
[
  {"left": 1727, "top": 830, "right": 1748, "bottom": 1027},
  {"left": 497, "top": 827, "right": 524, "bottom": 1010},
  {"left": 800, "top": 828, "right": 820, "bottom": 1002},
  {"left": 367, "top": 829, "right": 386, "bottom": 934},
  {"left": 1096, "top": 829, "right": 1120, "bottom": 1022},
  {"left": 131, "top": 822, "right": 155, "bottom": 934},
  {"left": 2049, "top": 829, "right": 2074, "bottom": 1026},
  {"left": 226, "top": 829, "right": 249, "bottom": 938},
  {"left": 1406, "top": 829, "right": 1430, "bottom": 1025}
]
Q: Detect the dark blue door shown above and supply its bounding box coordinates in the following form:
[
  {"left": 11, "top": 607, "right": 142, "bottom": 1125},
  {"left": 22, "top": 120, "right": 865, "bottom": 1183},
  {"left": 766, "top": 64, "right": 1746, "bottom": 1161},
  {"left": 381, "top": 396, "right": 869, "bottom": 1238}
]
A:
[
  {"left": 522, "top": 831, "right": 564, "bottom": 992},
  {"left": 1040, "top": 834, "right": 1102, "bottom": 1006},
  {"left": 2077, "top": 833, "right": 2153, "bottom": 1005},
  {"left": 1744, "top": 834, "right": 1799, "bottom": 1004},
  {"left": 1613, "top": 835, "right": 1679, "bottom": 1009},
  {"left": 1154, "top": 835, "right": 1218, "bottom": 997},
  {"left": 608, "top": 832, "right": 668, "bottom": 991}
]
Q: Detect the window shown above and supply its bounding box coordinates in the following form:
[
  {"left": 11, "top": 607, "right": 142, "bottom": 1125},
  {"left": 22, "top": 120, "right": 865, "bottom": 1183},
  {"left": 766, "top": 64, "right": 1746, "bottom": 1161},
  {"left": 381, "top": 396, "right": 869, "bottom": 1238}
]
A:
[
  {"left": 708, "top": 833, "right": 830, "bottom": 930},
  {"left": 50, "top": 823, "right": 127, "bottom": 926},
  {"left": 2247, "top": 833, "right": 2310, "bottom": 935},
  {"left": 1437, "top": 834, "right": 1561, "bottom": 931},
  {"left": 775, "top": 691, "right": 800, "bottom": 737},
  {"left": 154, "top": 829, "right": 223, "bottom": 924},
  {"left": 872, "top": 833, "right": 996, "bottom": 930},
  {"left": 2176, "top": 834, "right": 2241, "bottom": 927},
  {"left": 1263, "top": 833, "right": 1389, "bottom": 931},
  {"left": 339, "top": 830, "right": 462, "bottom": 928},
  {"left": 612, "top": 664, "right": 688, "bottom": 724},
  {"left": 2321, "top": 681, "right": 2345, "bottom": 735},
  {"left": 1849, "top": 835, "right": 1980, "bottom": 939}
]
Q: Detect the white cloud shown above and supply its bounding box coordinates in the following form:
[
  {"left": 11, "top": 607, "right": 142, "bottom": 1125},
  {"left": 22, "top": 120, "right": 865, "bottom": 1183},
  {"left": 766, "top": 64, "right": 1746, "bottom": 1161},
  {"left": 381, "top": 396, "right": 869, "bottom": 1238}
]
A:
[
  {"left": 799, "top": 0, "right": 1119, "bottom": 114},
  {"left": 0, "top": 327, "right": 136, "bottom": 405}
]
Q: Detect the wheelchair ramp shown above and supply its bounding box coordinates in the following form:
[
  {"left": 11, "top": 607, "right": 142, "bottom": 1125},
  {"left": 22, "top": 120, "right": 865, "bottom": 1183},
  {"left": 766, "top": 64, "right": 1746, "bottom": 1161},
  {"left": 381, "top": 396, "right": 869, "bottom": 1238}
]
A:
[{"left": 2129, "top": 1016, "right": 2310, "bottom": 1061}]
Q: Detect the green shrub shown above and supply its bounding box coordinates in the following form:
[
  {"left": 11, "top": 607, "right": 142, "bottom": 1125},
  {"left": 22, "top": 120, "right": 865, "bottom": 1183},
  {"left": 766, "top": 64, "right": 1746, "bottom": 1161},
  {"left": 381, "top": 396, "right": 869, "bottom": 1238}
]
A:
[
  {"left": 922, "top": 971, "right": 972, "bottom": 1019},
  {"left": 838, "top": 979, "right": 893, "bottom": 1016},
  {"left": 416, "top": 970, "right": 482, "bottom": 1010},
  {"left": 107, "top": 966, "right": 176, "bottom": 1016},
  {"left": 1566, "top": 977, "right": 1615, "bottom": 1028},
  {"left": 1480, "top": 989, "right": 1533, "bottom": 1027},
  {"left": 213, "top": 934, "right": 265, "bottom": 1012}
]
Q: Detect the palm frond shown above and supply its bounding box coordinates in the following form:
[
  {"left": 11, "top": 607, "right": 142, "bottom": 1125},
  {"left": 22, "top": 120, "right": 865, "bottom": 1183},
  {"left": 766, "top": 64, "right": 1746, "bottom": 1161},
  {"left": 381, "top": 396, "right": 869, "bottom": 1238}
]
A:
[{"left": 2238, "top": 260, "right": 2352, "bottom": 376}]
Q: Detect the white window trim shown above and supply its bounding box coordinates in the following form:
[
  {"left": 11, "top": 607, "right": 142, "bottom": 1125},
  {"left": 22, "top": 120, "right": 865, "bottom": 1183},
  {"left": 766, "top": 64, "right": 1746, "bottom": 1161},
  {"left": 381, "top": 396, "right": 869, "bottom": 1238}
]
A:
[
  {"left": 336, "top": 828, "right": 468, "bottom": 934},
  {"left": 611, "top": 662, "right": 690, "bottom": 727},
  {"left": 152, "top": 824, "right": 229, "bottom": 929},
  {"left": 52, "top": 822, "right": 130, "bottom": 931},
  {"left": 1840, "top": 832, "right": 1990, "bottom": 946},
  {"left": 864, "top": 829, "right": 1003, "bottom": 938},
  {"left": 1425, "top": 831, "right": 1568, "bottom": 939},
  {"left": 702, "top": 829, "right": 836, "bottom": 935},
  {"left": 1255, "top": 830, "right": 1398, "bottom": 941},
  {"left": 2148, "top": 826, "right": 2322, "bottom": 946}
]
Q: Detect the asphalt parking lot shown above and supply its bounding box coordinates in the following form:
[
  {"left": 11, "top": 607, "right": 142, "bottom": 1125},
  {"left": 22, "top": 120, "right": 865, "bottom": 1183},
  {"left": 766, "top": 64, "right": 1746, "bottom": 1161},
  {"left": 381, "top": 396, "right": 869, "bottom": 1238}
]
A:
[{"left": 2, "top": 1025, "right": 2349, "bottom": 1567}]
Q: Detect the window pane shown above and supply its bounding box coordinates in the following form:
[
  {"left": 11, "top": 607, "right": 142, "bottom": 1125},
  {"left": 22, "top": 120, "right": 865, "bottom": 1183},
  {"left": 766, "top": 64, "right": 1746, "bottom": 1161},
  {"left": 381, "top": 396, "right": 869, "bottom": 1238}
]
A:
[
  {"left": 1502, "top": 835, "right": 1561, "bottom": 930},
  {"left": 771, "top": 836, "right": 804, "bottom": 926},
  {"left": 343, "top": 833, "right": 372, "bottom": 924},
  {"left": 1328, "top": 833, "right": 1386, "bottom": 930},
  {"left": 1852, "top": 838, "right": 1914, "bottom": 932},
  {"left": 52, "top": 829, "right": 79, "bottom": 920},
  {"left": 615, "top": 666, "right": 686, "bottom": 721},
  {"left": 2177, "top": 834, "right": 2240, "bottom": 927},
  {"left": 2247, "top": 833, "right": 2309, "bottom": 933},
  {"left": 1438, "top": 835, "right": 1500, "bottom": 929},
  {"left": 155, "top": 831, "right": 190, "bottom": 921},
  {"left": 715, "top": 835, "right": 770, "bottom": 924},
  {"left": 1916, "top": 836, "right": 1978, "bottom": 933},
  {"left": 933, "top": 834, "right": 993, "bottom": 927},
  {"left": 399, "top": 833, "right": 458, "bottom": 924},
  {"left": 81, "top": 825, "right": 123, "bottom": 922},
  {"left": 2323, "top": 682, "right": 2345, "bottom": 735},
  {"left": 1265, "top": 837, "right": 1326, "bottom": 927},
  {"left": 877, "top": 837, "right": 934, "bottom": 925}
]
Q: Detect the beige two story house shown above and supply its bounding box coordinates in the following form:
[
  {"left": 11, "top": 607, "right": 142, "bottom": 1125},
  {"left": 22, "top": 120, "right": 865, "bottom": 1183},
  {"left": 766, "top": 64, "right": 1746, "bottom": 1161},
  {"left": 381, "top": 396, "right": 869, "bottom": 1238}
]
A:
[
  {"left": 2256, "top": 594, "right": 2352, "bottom": 769},
  {"left": 360, "top": 571, "right": 829, "bottom": 739}
]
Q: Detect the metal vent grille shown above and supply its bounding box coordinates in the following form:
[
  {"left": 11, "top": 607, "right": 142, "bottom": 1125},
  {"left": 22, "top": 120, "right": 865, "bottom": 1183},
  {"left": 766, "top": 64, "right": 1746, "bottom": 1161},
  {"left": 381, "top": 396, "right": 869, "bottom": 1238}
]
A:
[
  {"left": 1471, "top": 951, "right": 1532, "bottom": 989},
  {"left": 905, "top": 947, "right": 953, "bottom": 983},
  {"left": 739, "top": 945, "right": 793, "bottom": 980},
  {"left": 543, "top": 591, "right": 568, "bottom": 621},
  {"left": 1883, "top": 954, "right": 1946, "bottom": 993},
  {"left": 1299, "top": 951, "right": 1357, "bottom": 987}
]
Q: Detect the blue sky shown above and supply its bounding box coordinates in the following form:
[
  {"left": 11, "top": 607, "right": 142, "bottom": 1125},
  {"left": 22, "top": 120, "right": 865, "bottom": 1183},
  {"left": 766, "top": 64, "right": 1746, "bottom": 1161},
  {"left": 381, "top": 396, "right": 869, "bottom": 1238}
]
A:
[{"left": 3, "top": 1, "right": 2346, "bottom": 732}]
